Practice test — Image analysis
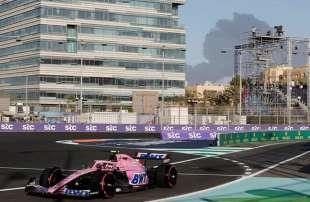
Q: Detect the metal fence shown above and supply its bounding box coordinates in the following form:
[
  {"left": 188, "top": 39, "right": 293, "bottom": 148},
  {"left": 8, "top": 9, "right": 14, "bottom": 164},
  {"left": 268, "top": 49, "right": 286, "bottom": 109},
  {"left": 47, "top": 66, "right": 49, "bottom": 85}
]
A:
[{"left": 57, "top": 105, "right": 310, "bottom": 125}]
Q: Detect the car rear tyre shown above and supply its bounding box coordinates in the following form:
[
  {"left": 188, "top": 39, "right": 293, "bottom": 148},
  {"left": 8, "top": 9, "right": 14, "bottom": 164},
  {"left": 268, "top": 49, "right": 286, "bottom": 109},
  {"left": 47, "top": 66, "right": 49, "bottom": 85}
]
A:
[
  {"left": 156, "top": 165, "right": 178, "bottom": 188},
  {"left": 39, "top": 167, "right": 63, "bottom": 188}
]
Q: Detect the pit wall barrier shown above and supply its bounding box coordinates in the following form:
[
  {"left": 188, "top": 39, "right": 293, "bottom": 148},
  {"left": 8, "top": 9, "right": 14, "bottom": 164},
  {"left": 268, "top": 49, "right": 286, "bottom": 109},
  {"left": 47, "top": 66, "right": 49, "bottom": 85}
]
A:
[{"left": 219, "top": 131, "right": 310, "bottom": 146}]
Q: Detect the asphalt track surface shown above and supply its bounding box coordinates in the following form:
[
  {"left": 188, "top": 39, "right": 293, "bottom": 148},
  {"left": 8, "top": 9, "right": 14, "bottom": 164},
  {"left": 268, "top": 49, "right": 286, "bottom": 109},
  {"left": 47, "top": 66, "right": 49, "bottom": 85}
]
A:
[{"left": 0, "top": 132, "right": 308, "bottom": 202}]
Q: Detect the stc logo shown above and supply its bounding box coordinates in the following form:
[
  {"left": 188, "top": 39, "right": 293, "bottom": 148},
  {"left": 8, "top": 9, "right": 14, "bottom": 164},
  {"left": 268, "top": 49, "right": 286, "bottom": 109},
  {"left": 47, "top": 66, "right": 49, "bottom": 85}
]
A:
[
  {"left": 125, "top": 125, "right": 137, "bottom": 132},
  {"left": 188, "top": 131, "right": 202, "bottom": 139},
  {"left": 300, "top": 126, "right": 309, "bottom": 130},
  {"left": 65, "top": 124, "right": 77, "bottom": 131},
  {"left": 209, "top": 132, "right": 218, "bottom": 139},
  {"left": 0, "top": 124, "right": 13, "bottom": 130},
  {"left": 22, "top": 124, "right": 35, "bottom": 131},
  {"left": 85, "top": 125, "right": 97, "bottom": 132},
  {"left": 267, "top": 126, "right": 278, "bottom": 131},
  {"left": 181, "top": 125, "right": 193, "bottom": 131},
  {"left": 284, "top": 126, "right": 293, "bottom": 131},
  {"left": 44, "top": 124, "right": 56, "bottom": 131},
  {"left": 234, "top": 126, "right": 244, "bottom": 131},
  {"left": 251, "top": 126, "right": 260, "bottom": 131},
  {"left": 144, "top": 125, "right": 156, "bottom": 132},
  {"left": 163, "top": 126, "right": 174, "bottom": 131},
  {"left": 199, "top": 126, "right": 210, "bottom": 131},
  {"left": 166, "top": 131, "right": 181, "bottom": 139},
  {"left": 217, "top": 126, "right": 228, "bottom": 131},
  {"left": 106, "top": 125, "right": 117, "bottom": 132}
]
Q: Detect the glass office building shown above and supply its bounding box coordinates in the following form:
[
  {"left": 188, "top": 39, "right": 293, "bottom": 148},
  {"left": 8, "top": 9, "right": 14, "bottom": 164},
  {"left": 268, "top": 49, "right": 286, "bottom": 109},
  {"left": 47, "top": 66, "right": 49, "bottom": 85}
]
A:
[{"left": 0, "top": 0, "right": 186, "bottom": 112}]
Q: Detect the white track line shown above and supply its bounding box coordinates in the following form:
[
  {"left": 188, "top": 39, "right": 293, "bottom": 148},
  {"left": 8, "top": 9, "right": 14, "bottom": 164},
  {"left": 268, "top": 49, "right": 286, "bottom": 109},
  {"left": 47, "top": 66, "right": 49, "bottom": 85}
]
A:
[
  {"left": 0, "top": 187, "right": 24, "bottom": 192},
  {"left": 178, "top": 173, "right": 245, "bottom": 177},
  {"left": 171, "top": 156, "right": 210, "bottom": 165},
  {"left": 148, "top": 150, "right": 310, "bottom": 202}
]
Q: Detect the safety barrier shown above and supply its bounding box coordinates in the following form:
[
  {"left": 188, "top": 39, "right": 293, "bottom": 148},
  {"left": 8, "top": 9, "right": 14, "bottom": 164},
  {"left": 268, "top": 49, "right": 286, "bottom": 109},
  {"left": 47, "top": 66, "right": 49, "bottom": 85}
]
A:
[
  {"left": 219, "top": 131, "right": 310, "bottom": 146},
  {"left": 2, "top": 123, "right": 309, "bottom": 134}
]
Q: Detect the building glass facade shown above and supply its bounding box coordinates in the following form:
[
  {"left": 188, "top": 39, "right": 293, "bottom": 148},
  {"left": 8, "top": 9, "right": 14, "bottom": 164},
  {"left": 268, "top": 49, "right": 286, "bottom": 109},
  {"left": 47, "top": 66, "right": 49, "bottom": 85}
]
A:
[{"left": 0, "top": 0, "right": 186, "bottom": 112}]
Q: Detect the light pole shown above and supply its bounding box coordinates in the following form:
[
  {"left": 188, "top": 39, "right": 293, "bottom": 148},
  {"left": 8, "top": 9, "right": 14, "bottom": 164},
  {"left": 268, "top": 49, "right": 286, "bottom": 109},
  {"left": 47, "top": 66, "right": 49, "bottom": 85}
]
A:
[
  {"left": 287, "top": 39, "right": 292, "bottom": 125},
  {"left": 307, "top": 40, "right": 310, "bottom": 124},
  {"left": 238, "top": 51, "right": 242, "bottom": 118},
  {"left": 161, "top": 45, "right": 166, "bottom": 130},
  {"left": 25, "top": 75, "right": 29, "bottom": 116},
  {"left": 221, "top": 49, "right": 243, "bottom": 122},
  {"left": 80, "top": 56, "right": 83, "bottom": 114}
]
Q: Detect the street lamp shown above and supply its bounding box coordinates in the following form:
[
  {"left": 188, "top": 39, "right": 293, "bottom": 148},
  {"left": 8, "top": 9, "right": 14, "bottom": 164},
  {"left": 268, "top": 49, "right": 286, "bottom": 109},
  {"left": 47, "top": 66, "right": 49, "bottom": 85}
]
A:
[
  {"left": 160, "top": 46, "right": 186, "bottom": 129},
  {"left": 141, "top": 46, "right": 185, "bottom": 129},
  {"left": 141, "top": 45, "right": 166, "bottom": 129},
  {"left": 161, "top": 45, "right": 166, "bottom": 130},
  {"left": 220, "top": 49, "right": 243, "bottom": 119},
  {"left": 77, "top": 42, "right": 107, "bottom": 114}
]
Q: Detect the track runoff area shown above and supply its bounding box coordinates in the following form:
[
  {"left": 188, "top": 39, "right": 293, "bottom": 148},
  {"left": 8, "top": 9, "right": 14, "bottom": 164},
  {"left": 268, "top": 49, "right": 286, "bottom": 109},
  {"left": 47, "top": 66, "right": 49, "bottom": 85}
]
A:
[{"left": 0, "top": 133, "right": 308, "bottom": 202}]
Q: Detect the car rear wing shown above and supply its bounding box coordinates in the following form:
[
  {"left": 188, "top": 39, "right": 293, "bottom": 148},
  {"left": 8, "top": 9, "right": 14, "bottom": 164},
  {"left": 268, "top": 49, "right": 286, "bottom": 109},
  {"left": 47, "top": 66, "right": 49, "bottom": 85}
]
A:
[{"left": 135, "top": 152, "right": 171, "bottom": 163}]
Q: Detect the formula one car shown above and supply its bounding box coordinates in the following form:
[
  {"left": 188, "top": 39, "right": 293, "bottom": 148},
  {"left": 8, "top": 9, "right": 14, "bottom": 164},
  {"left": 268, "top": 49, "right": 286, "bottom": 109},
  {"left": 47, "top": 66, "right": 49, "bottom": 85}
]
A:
[{"left": 25, "top": 151, "right": 177, "bottom": 199}]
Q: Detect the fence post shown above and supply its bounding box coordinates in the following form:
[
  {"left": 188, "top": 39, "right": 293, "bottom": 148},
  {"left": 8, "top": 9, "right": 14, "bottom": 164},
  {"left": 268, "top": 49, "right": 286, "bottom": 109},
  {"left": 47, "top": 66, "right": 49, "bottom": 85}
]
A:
[
  {"left": 194, "top": 103, "right": 197, "bottom": 130},
  {"left": 227, "top": 110, "right": 230, "bottom": 128}
]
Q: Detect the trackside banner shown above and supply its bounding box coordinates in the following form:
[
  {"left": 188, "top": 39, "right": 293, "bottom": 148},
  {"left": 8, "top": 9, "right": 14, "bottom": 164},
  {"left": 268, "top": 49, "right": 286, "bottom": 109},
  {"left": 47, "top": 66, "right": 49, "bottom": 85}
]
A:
[
  {"left": 0, "top": 123, "right": 160, "bottom": 133},
  {"left": 0, "top": 123, "right": 310, "bottom": 137},
  {"left": 161, "top": 130, "right": 218, "bottom": 141},
  {"left": 160, "top": 125, "right": 310, "bottom": 140}
]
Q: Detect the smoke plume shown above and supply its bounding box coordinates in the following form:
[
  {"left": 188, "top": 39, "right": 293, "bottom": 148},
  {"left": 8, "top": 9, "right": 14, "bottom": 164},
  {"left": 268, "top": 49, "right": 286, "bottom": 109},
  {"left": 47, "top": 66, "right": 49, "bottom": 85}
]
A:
[{"left": 187, "top": 13, "right": 271, "bottom": 84}]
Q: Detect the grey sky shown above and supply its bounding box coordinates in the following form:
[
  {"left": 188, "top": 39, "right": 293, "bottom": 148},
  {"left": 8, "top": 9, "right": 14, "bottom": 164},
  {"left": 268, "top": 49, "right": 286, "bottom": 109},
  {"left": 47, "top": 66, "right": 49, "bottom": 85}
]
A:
[{"left": 180, "top": 0, "right": 310, "bottom": 66}]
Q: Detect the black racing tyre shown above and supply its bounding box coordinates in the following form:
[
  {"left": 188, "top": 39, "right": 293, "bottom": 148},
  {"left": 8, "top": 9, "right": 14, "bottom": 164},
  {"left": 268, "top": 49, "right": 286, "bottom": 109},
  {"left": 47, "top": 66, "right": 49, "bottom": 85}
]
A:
[
  {"left": 91, "top": 171, "right": 116, "bottom": 199},
  {"left": 39, "top": 167, "right": 63, "bottom": 188},
  {"left": 156, "top": 164, "right": 178, "bottom": 188}
]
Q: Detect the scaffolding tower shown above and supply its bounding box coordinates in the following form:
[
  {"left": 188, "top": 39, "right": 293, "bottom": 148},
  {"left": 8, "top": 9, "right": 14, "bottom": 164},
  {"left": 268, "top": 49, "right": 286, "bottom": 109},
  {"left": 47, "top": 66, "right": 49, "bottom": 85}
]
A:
[{"left": 234, "top": 26, "right": 310, "bottom": 124}]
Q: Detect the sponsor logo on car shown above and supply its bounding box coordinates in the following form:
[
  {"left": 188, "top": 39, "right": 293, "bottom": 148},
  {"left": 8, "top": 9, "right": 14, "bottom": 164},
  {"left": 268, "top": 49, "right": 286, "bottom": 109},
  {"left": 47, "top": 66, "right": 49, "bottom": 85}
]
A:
[
  {"left": 130, "top": 173, "right": 147, "bottom": 185},
  {"left": 136, "top": 152, "right": 167, "bottom": 159},
  {"left": 64, "top": 188, "right": 90, "bottom": 197}
]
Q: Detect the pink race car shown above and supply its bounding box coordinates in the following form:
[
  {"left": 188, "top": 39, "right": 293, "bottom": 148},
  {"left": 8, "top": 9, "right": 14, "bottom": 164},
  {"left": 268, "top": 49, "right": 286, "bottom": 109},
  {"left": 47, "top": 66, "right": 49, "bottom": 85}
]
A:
[{"left": 25, "top": 151, "right": 177, "bottom": 199}]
